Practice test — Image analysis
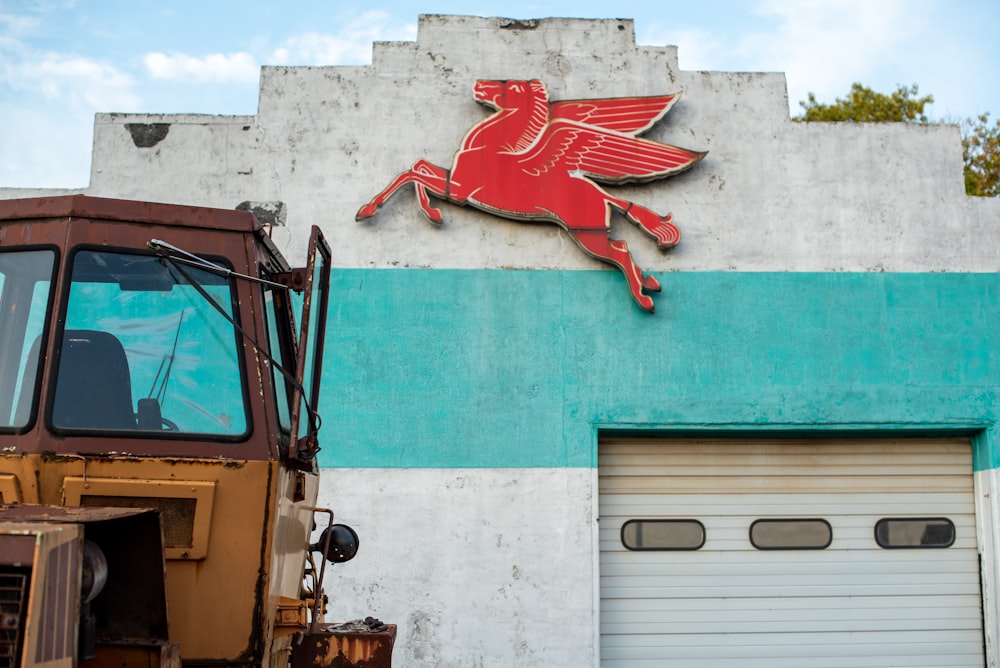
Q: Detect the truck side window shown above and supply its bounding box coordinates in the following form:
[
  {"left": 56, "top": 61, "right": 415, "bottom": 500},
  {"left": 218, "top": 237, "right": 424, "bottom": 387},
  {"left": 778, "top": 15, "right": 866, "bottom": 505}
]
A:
[
  {"left": 52, "top": 249, "right": 249, "bottom": 438},
  {"left": 292, "top": 235, "right": 330, "bottom": 446},
  {"left": 264, "top": 285, "right": 295, "bottom": 434},
  {"left": 0, "top": 249, "right": 55, "bottom": 430}
]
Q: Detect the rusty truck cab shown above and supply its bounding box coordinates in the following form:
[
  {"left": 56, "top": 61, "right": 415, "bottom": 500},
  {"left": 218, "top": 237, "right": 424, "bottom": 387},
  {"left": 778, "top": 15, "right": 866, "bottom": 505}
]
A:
[{"left": 0, "top": 195, "right": 339, "bottom": 666}]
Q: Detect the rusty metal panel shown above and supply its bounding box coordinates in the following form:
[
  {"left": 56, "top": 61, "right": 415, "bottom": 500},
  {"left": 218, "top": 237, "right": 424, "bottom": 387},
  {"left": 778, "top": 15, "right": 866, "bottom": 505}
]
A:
[
  {"left": 0, "top": 533, "right": 35, "bottom": 565},
  {"left": 82, "top": 641, "right": 181, "bottom": 668},
  {"left": 0, "top": 195, "right": 260, "bottom": 233},
  {"left": 0, "top": 519, "right": 82, "bottom": 668},
  {"left": 0, "top": 503, "right": 153, "bottom": 524},
  {"left": 36, "top": 538, "right": 76, "bottom": 664},
  {"left": 291, "top": 624, "right": 396, "bottom": 668},
  {"left": 0, "top": 475, "right": 20, "bottom": 505}
]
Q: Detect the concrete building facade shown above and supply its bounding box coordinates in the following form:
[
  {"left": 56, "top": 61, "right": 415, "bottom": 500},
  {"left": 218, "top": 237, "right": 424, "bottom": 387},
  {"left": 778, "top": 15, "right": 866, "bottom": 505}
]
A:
[{"left": 5, "top": 14, "right": 1000, "bottom": 667}]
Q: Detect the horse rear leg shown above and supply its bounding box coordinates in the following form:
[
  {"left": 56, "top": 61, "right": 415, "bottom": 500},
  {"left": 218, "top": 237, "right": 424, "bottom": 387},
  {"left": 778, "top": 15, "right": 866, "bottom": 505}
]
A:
[
  {"left": 356, "top": 159, "right": 450, "bottom": 223},
  {"left": 414, "top": 183, "right": 444, "bottom": 225},
  {"left": 568, "top": 230, "right": 657, "bottom": 313}
]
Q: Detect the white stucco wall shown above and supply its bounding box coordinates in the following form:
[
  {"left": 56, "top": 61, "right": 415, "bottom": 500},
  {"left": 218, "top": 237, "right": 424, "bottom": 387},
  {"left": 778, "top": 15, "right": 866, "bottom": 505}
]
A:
[{"left": 319, "top": 469, "right": 596, "bottom": 667}]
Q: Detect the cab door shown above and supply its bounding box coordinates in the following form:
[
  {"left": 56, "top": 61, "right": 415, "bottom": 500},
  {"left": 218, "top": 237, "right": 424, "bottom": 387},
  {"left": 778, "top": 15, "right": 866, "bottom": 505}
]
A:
[{"left": 288, "top": 226, "right": 331, "bottom": 470}]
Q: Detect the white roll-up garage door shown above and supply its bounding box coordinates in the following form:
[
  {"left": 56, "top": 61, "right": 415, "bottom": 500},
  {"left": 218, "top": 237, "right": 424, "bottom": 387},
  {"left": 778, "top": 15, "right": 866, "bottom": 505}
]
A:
[{"left": 599, "top": 438, "right": 983, "bottom": 668}]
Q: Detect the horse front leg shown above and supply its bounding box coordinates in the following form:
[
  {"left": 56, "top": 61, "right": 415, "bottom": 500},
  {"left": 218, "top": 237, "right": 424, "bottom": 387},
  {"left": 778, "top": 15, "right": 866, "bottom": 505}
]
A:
[
  {"left": 356, "top": 159, "right": 450, "bottom": 223},
  {"left": 567, "top": 230, "right": 657, "bottom": 313}
]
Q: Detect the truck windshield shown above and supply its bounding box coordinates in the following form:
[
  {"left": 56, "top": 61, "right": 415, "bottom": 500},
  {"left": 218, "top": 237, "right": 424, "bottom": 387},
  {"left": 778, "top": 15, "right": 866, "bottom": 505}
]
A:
[
  {"left": 0, "top": 249, "right": 55, "bottom": 430},
  {"left": 51, "top": 249, "right": 249, "bottom": 438}
]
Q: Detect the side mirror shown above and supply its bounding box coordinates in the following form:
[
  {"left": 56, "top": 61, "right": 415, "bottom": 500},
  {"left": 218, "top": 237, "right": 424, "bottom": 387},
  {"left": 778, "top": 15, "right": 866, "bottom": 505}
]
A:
[{"left": 311, "top": 524, "right": 359, "bottom": 564}]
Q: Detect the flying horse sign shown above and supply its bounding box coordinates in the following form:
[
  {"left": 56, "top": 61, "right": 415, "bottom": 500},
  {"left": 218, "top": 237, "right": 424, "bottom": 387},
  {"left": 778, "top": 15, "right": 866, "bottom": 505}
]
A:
[{"left": 357, "top": 79, "right": 706, "bottom": 312}]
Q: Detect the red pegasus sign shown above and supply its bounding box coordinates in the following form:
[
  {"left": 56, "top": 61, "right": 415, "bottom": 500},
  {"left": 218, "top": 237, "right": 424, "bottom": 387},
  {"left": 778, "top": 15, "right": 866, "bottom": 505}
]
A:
[{"left": 357, "top": 79, "right": 706, "bottom": 312}]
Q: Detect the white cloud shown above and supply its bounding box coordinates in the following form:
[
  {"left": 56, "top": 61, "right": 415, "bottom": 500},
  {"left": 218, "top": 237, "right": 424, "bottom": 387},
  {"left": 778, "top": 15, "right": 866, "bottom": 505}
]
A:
[
  {"left": 1, "top": 52, "right": 138, "bottom": 110},
  {"left": 0, "top": 10, "right": 40, "bottom": 39},
  {"left": 143, "top": 51, "right": 260, "bottom": 83},
  {"left": 641, "top": 0, "right": 933, "bottom": 115},
  {"left": 0, "top": 15, "right": 139, "bottom": 187},
  {"left": 748, "top": 0, "right": 926, "bottom": 109},
  {"left": 0, "top": 103, "right": 93, "bottom": 188},
  {"left": 0, "top": 6, "right": 418, "bottom": 188},
  {"left": 0, "top": 57, "right": 136, "bottom": 187},
  {"left": 270, "top": 11, "right": 417, "bottom": 66}
]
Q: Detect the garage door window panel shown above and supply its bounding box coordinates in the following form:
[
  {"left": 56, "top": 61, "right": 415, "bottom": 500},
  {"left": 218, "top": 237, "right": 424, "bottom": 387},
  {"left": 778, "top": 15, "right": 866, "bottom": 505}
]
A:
[
  {"left": 621, "top": 519, "right": 705, "bottom": 551},
  {"left": 875, "top": 518, "right": 955, "bottom": 548},
  {"left": 750, "top": 518, "right": 832, "bottom": 550}
]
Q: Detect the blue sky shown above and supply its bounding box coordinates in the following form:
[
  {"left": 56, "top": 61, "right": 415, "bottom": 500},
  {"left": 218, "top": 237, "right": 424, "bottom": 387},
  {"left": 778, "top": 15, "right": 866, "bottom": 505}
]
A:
[{"left": 2, "top": 0, "right": 998, "bottom": 188}]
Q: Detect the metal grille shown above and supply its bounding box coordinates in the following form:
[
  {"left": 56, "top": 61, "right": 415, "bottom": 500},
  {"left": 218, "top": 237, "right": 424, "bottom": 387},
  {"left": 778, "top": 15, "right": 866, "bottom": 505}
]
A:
[{"left": 0, "top": 571, "right": 28, "bottom": 668}]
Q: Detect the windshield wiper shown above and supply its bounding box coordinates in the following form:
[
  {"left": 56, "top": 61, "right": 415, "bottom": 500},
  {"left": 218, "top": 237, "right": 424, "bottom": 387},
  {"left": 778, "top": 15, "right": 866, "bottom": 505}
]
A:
[{"left": 148, "top": 239, "right": 288, "bottom": 289}]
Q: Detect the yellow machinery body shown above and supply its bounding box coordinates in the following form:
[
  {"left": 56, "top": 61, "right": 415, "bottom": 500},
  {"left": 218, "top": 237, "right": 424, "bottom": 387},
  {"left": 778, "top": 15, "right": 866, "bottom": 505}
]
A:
[
  {"left": 1, "top": 456, "right": 315, "bottom": 664},
  {"left": 0, "top": 196, "right": 385, "bottom": 667}
]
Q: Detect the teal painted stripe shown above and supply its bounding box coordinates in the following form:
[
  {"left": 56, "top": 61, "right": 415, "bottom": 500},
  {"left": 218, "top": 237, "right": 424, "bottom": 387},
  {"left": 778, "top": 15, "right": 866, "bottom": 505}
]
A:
[{"left": 318, "top": 269, "right": 1000, "bottom": 470}]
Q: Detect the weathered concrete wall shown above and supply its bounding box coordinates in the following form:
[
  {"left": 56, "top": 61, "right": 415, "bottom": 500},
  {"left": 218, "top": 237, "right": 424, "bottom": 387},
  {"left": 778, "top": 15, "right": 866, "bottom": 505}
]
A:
[
  {"left": 3, "top": 14, "right": 1000, "bottom": 668},
  {"left": 332, "top": 16, "right": 993, "bottom": 275},
  {"left": 319, "top": 468, "right": 596, "bottom": 667},
  {"left": 8, "top": 15, "right": 994, "bottom": 272}
]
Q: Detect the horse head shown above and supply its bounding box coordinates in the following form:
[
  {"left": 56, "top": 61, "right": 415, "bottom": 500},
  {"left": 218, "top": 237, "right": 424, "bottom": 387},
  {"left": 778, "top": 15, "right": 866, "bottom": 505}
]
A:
[{"left": 473, "top": 79, "right": 548, "bottom": 111}]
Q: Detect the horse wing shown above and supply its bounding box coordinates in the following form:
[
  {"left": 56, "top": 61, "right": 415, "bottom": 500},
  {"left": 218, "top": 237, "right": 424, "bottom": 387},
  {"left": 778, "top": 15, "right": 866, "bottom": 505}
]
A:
[
  {"left": 517, "top": 121, "right": 706, "bottom": 183},
  {"left": 548, "top": 94, "right": 680, "bottom": 135}
]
